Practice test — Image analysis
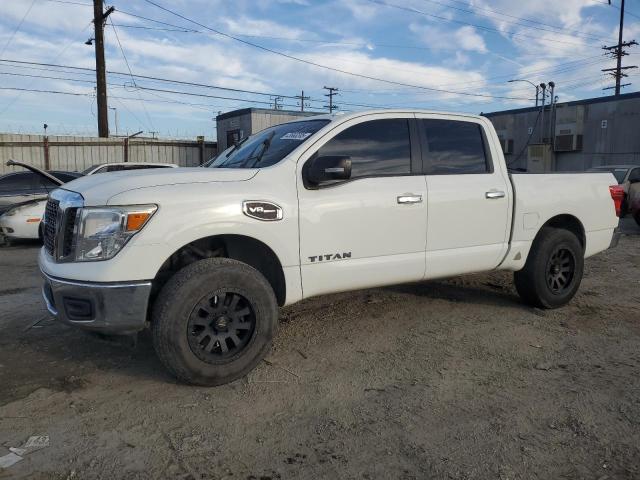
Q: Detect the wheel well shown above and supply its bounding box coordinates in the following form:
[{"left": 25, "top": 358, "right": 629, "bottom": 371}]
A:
[
  {"left": 540, "top": 214, "right": 585, "bottom": 249},
  {"left": 152, "top": 235, "right": 286, "bottom": 306}
]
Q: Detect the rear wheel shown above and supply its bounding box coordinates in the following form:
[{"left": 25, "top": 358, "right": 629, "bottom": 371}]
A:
[
  {"left": 634, "top": 210, "right": 640, "bottom": 227},
  {"left": 514, "top": 227, "right": 584, "bottom": 309},
  {"left": 152, "top": 258, "right": 278, "bottom": 386}
]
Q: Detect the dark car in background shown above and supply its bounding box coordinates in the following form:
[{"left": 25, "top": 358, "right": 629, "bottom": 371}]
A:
[{"left": 0, "top": 170, "right": 82, "bottom": 215}]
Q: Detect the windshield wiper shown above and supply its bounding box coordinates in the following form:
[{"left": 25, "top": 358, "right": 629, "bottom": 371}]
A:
[
  {"left": 225, "top": 136, "right": 249, "bottom": 158},
  {"left": 248, "top": 131, "right": 276, "bottom": 168}
]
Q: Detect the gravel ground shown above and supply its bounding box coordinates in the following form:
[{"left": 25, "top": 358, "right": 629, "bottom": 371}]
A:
[{"left": 0, "top": 219, "right": 638, "bottom": 480}]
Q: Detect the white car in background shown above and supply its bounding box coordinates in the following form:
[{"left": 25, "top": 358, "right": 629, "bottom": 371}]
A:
[
  {"left": 82, "top": 162, "right": 178, "bottom": 175},
  {"left": 0, "top": 161, "right": 179, "bottom": 243}
]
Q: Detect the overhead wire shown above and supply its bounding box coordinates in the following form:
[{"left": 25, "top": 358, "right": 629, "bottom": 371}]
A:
[
  {"left": 138, "top": 0, "right": 532, "bottom": 101},
  {"left": 0, "top": 0, "right": 38, "bottom": 57},
  {"left": 108, "top": 18, "right": 156, "bottom": 131},
  {"left": 366, "top": 0, "right": 606, "bottom": 48},
  {"left": 0, "top": 21, "right": 94, "bottom": 116},
  {"left": 416, "top": 0, "right": 613, "bottom": 42}
]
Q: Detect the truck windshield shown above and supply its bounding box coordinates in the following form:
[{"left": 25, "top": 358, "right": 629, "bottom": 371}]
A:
[{"left": 209, "top": 119, "right": 330, "bottom": 169}]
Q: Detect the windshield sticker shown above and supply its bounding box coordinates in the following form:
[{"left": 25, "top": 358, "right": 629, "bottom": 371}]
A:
[{"left": 280, "top": 132, "right": 313, "bottom": 141}]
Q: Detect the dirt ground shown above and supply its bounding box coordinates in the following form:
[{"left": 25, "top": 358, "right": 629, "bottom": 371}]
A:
[{"left": 0, "top": 220, "right": 639, "bottom": 480}]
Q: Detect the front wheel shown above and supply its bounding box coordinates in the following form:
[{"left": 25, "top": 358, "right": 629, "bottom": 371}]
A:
[
  {"left": 514, "top": 227, "right": 584, "bottom": 309},
  {"left": 152, "top": 258, "right": 278, "bottom": 386}
]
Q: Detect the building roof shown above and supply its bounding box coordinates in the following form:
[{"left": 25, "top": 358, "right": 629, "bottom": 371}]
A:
[
  {"left": 216, "top": 108, "right": 320, "bottom": 121},
  {"left": 483, "top": 91, "right": 640, "bottom": 117}
]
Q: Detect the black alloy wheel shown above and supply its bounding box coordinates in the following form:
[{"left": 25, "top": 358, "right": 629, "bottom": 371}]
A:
[
  {"left": 187, "top": 291, "right": 256, "bottom": 363},
  {"left": 545, "top": 247, "right": 576, "bottom": 295}
]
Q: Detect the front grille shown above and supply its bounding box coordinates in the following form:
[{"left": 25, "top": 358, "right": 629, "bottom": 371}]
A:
[
  {"left": 44, "top": 199, "right": 59, "bottom": 256},
  {"left": 43, "top": 190, "right": 83, "bottom": 262},
  {"left": 62, "top": 207, "right": 77, "bottom": 256}
]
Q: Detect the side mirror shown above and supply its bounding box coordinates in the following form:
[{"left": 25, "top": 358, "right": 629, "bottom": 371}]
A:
[{"left": 304, "top": 155, "right": 352, "bottom": 186}]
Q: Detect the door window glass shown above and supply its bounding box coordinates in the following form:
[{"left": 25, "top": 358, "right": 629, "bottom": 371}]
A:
[
  {"left": 316, "top": 119, "right": 411, "bottom": 178},
  {"left": 422, "top": 120, "right": 490, "bottom": 174},
  {"left": 0, "top": 172, "right": 38, "bottom": 191}
]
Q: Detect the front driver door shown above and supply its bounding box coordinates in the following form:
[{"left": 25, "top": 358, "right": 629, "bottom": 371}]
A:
[{"left": 296, "top": 114, "right": 427, "bottom": 298}]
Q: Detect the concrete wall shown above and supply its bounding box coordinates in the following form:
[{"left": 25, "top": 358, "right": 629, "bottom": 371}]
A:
[
  {"left": 0, "top": 133, "right": 217, "bottom": 175},
  {"left": 485, "top": 92, "right": 640, "bottom": 172}
]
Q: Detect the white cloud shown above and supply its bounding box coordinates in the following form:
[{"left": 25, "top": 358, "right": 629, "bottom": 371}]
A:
[
  {"left": 222, "top": 16, "right": 308, "bottom": 40},
  {"left": 409, "top": 23, "right": 487, "bottom": 54}
]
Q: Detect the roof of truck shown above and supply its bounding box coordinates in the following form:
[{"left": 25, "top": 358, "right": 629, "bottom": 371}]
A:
[{"left": 285, "top": 109, "right": 483, "bottom": 123}]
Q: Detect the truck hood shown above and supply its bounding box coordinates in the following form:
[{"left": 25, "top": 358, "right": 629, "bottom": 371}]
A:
[{"left": 60, "top": 167, "right": 258, "bottom": 206}]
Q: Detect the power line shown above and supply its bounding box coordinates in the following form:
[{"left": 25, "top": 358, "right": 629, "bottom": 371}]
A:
[
  {"left": 0, "top": 70, "right": 96, "bottom": 84},
  {"left": 111, "top": 23, "right": 194, "bottom": 32},
  {"left": 0, "top": 86, "right": 91, "bottom": 97},
  {"left": 415, "top": 0, "right": 612, "bottom": 42},
  {"left": 0, "top": 0, "right": 37, "bottom": 58},
  {"left": 366, "top": 0, "right": 605, "bottom": 49},
  {"left": 0, "top": 59, "right": 309, "bottom": 100},
  {"left": 0, "top": 22, "right": 93, "bottom": 116},
  {"left": 139, "top": 0, "right": 532, "bottom": 101},
  {"left": 108, "top": 19, "right": 156, "bottom": 131},
  {"left": 113, "top": 8, "right": 199, "bottom": 32},
  {"left": 0, "top": 54, "right": 613, "bottom": 105}
]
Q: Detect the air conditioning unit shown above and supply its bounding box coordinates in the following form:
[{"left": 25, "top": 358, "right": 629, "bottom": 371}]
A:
[
  {"left": 553, "top": 105, "right": 584, "bottom": 152},
  {"left": 554, "top": 124, "right": 583, "bottom": 152},
  {"left": 527, "top": 143, "right": 555, "bottom": 173},
  {"left": 499, "top": 138, "right": 514, "bottom": 154}
]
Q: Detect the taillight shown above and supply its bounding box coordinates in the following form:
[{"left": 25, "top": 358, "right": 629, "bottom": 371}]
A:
[{"left": 609, "top": 185, "right": 624, "bottom": 217}]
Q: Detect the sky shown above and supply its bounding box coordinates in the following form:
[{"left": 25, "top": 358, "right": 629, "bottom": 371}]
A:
[{"left": 0, "top": 0, "right": 639, "bottom": 139}]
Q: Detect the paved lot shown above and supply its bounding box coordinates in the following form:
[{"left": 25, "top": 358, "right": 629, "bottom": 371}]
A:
[{"left": 0, "top": 219, "right": 639, "bottom": 479}]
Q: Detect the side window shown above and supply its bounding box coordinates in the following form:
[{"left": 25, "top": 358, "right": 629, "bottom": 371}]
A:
[
  {"left": 421, "top": 119, "right": 490, "bottom": 174},
  {"left": 0, "top": 175, "right": 18, "bottom": 192},
  {"left": 106, "top": 165, "right": 125, "bottom": 172},
  {"left": 316, "top": 119, "right": 411, "bottom": 178},
  {"left": 0, "top": 172, "right": 38, "bottom": 191},
  {"left": 52, "top": 173, "right": 78, "bottom": 183}
]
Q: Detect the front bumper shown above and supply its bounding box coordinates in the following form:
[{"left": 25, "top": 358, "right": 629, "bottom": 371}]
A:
[
  {"left": 41, "top": 271, "right": 152, "bottom": 335},
  {"left": 609, "top": 227, "right": 621, "bottom": 249}
]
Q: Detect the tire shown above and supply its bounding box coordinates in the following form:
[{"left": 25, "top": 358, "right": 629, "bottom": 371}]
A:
[
  {"left": 634, "top": 210, "right": 640, "bottom": 227},
  {"left": 152, "top": 258, "right": 278, "bottom": 386},
  {"left": 514, "top": 227, "right": 584, "bottom": 309}
]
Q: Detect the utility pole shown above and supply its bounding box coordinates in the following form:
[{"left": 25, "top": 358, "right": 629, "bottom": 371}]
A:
[
  {"left": 547, "top": 81, "right": 555, "bottom": 144},
  {"left": 539, "top": 83, "right": 546, "bottom": 144},
  {"left": 272, "top": 96, "right": 283, "bottom": 110},
  {"left": 323, "top": 86, "right": 339, "bottom": 113},
  {"left": 92, "top": 0, "right": 114, "bottom": 137},
  {"left": 602, "top": 0, "right": 638, "bottom": 95},
  {"left": 295, "top": 90, "right": 310, "bottom": 112}
]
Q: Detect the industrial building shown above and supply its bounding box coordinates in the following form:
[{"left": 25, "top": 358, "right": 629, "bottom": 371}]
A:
[
  {"left": 216, "top": 108, "right": 318, "bottom": 151},
  {"left": 484, "top": 91, "right": 640, "bottom": 172}
]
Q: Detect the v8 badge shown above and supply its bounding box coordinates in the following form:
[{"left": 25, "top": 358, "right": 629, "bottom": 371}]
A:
[{"left": 242, "top": 201, "right": 283, "bottom": 221}]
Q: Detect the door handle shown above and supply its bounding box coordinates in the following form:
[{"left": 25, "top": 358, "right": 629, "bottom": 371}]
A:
[
  {"left": 485, "top": 190, "right": 506, "bottom": 199},
  {"left": 397, "top": 194, "right": 423, "bottom": 204}
]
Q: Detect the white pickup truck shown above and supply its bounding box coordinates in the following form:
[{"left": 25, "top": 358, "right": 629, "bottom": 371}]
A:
[{"left": 39, "top": 110, "right": 621, "bottom": 385}]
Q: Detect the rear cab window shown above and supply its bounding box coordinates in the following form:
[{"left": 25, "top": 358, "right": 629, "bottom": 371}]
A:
[{"left": 419, "top": 119, "right": 492, "bottom": 174}]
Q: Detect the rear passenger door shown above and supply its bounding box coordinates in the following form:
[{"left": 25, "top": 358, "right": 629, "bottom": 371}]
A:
[
  {"left": 416, "top": 115, "right": 511, "bottom": 279},
  {"left": 297, "top": 115, "right": 427, "bottom": 298}
]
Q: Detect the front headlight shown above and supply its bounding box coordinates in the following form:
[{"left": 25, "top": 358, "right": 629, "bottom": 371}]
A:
[{"left": 75, "top": 205, "right": 157, "bottom": 262}]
